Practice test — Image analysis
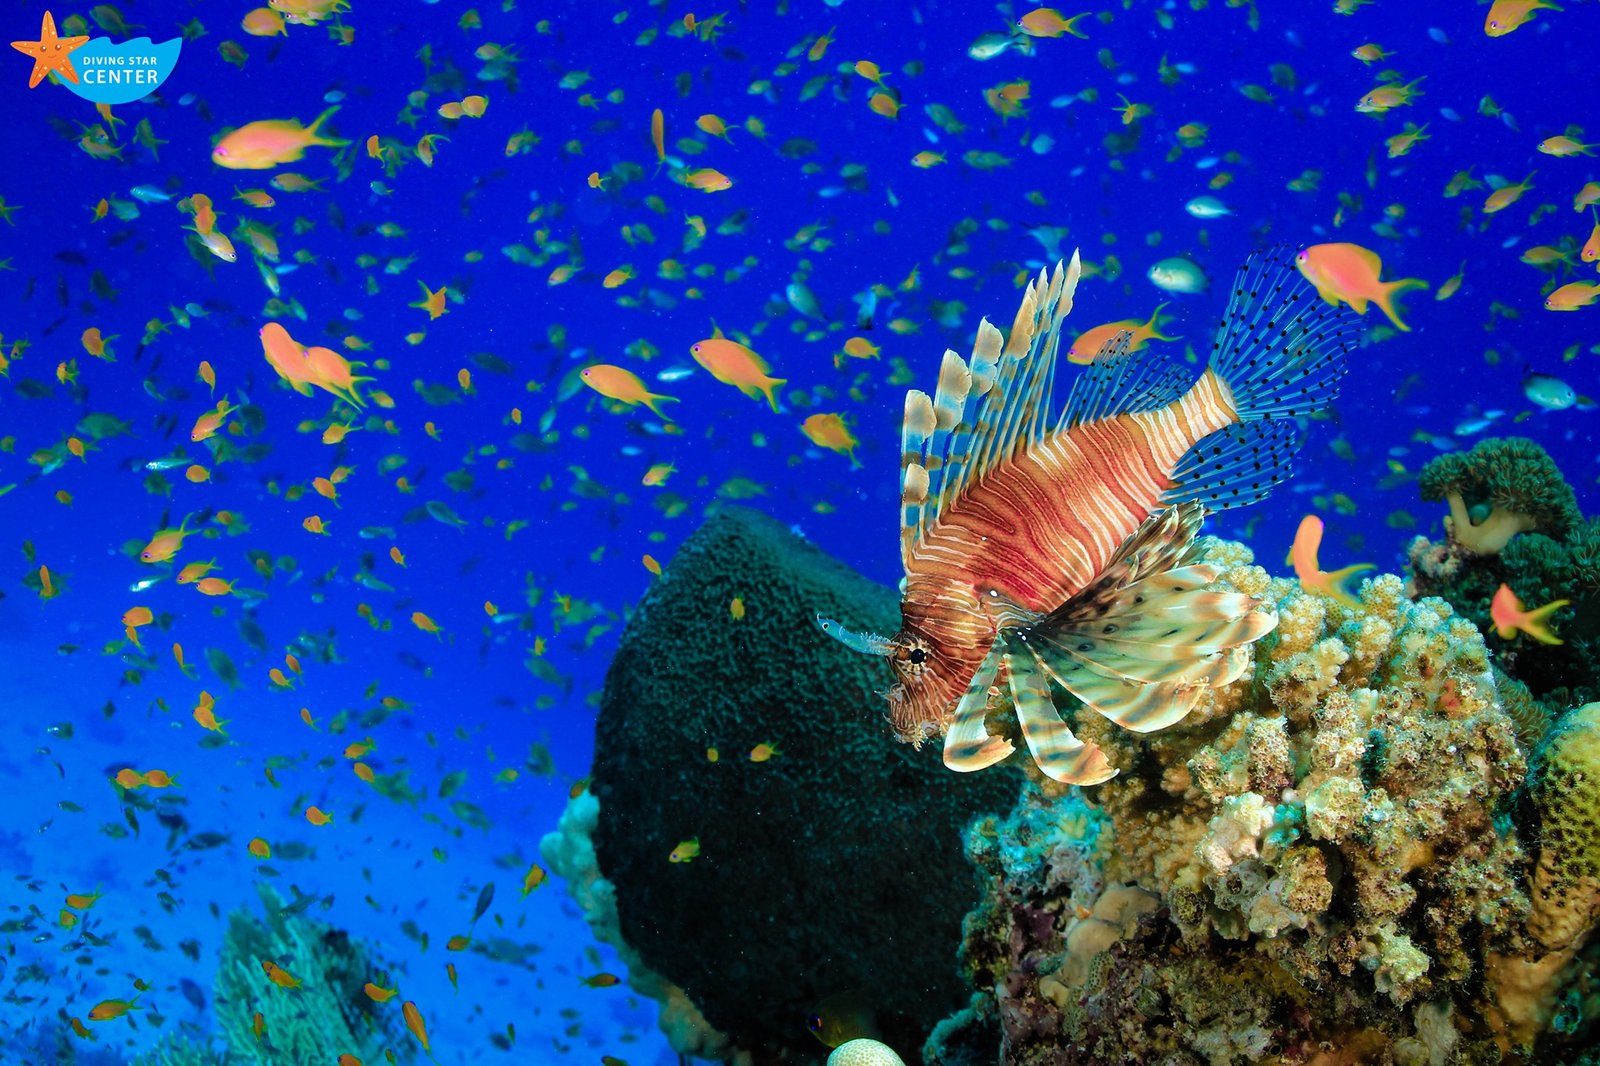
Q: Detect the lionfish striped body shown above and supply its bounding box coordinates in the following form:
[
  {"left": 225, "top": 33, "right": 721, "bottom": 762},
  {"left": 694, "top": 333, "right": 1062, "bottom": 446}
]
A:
[{"left": 821, "top": 247, "right": 1359, "bottom": 784}]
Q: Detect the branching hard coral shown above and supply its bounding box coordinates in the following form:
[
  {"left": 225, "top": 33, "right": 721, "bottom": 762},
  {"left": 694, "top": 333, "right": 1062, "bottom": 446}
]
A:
[
  {"left": 1418, "top": 436, "right": 1581, "bottom": 555},
  {"left": 948, "top": 541, "right": 1567, "bottom": 1062},
  {"left": 213, "top": 884, "right": 413, "bottom": 1066}
]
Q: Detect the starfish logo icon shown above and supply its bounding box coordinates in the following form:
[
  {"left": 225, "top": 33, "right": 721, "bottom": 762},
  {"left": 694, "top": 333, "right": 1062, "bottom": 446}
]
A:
[{"left": 10, "top": 11, "right": 89, "bottom": 89}]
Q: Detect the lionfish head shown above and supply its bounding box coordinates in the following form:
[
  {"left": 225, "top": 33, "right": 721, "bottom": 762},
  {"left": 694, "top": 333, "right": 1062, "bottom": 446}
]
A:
[{"left": 816, "top": 615, "right": 950, "bottom": 746}]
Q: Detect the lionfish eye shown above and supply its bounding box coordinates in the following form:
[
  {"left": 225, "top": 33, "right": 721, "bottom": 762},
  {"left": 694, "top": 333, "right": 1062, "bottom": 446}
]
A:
[
  {"left": 909, "top": 648, "right": 927, "bottom": 664},
  {"left": 806, "top": 1014, "right": 823, "bottom": 1034}
]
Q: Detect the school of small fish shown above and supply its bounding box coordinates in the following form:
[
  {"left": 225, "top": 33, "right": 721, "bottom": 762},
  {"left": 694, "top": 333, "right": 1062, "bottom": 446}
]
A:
[{"left": 0, "top": 0, "right": 1594, "bottom": 1061}]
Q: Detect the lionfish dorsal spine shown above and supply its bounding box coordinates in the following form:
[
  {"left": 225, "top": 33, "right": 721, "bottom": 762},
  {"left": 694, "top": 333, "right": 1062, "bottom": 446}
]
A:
[
  {"left": 899, "top": 390, "right": 935, "bottom": 570},
  {"left": 931, "top": 256, "right": 1077, "bottom": 535},
  {"left": 938, "top": 318, "right": 1003, "bottom": 514},
  {"left": 919, "top": 350, "right": 972, "bottom": 532}
]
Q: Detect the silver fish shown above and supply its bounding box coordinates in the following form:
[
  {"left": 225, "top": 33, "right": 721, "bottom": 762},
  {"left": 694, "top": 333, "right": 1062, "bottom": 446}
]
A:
[
  {"left": 1184, "top": 195, "right": 1231, "bottom": 219},
  {"left": 1523, "top": 371, "right": 1576, "bottom": 411},
  {"left": 968, "top": 31, "right": 1016, "bottom": 61},
  {"left": 1147, "top": 256, "right": 1209, "bottom": 294}
]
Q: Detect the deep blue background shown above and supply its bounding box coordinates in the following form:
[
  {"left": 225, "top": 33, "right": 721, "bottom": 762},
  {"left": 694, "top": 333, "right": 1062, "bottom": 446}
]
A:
[{"left": 0, "top": 0, "right": 1595, "bottom": 1062}]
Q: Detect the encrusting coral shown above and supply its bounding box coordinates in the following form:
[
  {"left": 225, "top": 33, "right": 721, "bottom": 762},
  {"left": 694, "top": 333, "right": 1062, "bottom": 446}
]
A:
[
  {"left": 1488, "top": 701, "right": 1600, "bottom": 1049},
  {"left": 934, "top": 536, "right": 1600, "bottom": 1063}
]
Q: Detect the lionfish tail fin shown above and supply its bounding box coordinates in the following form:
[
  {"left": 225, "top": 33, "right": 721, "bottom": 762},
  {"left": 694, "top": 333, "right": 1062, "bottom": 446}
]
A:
[
  {"left": 1003, "top": 648, "right": 1116, "bottom": 785},
  {"left": 1209, "top": 245, "right": 1360, "bottom": 423},
  {"left": 1161, "top": 420, "right": 1301, "bottom": 511},
  {"left": 942, "top": 641, "right": 1015, "bottom": 772}
]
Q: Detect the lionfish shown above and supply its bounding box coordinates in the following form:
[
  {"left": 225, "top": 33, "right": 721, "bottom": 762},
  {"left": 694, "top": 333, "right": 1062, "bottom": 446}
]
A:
[{"left": 820, "top": 247, "right": 1360, "bottom": 785}]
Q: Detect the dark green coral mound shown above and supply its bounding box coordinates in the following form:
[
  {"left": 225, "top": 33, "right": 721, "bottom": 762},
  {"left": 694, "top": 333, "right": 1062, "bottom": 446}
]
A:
[
  {"left": 1418, "top": 436, "right": 1582, "bottom": 555},
  {"left": 1410, "top": 439, "right": 1598, "bottom": 722},
  {"left": 590, "top": 506, "right": 1018, "bottom": 1062}
]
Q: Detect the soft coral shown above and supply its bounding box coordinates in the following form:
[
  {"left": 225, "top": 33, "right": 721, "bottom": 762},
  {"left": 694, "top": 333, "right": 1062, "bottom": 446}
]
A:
[{"left": 1419, "top": 436, "right": 1581, "bottom": 555}]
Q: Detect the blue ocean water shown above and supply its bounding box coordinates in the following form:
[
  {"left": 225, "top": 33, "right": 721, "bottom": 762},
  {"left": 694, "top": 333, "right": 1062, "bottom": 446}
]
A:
[{"left": 0, "top": 0, "right": 1594, "bottom": 1063}]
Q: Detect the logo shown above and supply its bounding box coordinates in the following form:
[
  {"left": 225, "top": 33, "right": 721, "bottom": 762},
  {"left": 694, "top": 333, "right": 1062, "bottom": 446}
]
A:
[{"left": 10, "top": 11, "right": 180, "bottom": 104}]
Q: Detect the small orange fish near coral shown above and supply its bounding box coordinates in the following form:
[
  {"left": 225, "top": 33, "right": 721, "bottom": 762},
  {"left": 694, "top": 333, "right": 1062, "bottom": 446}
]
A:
[
  {"left": 1490, "top": 584, "right": 1569, "bottom": 644},
  {"left": 261, "top": 959, "right": 301, "bottom": 988},
  {"left": 1289, "top": 515, "right": 1373, "bottom": 609}
]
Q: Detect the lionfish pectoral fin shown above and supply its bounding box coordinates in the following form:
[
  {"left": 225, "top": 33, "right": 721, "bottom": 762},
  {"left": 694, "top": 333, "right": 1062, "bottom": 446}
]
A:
[
  {"left": 816, "top": 615, "right": 896, "bottom": 657},
  {"left": 1003, "top": 645, "right": 1116, "bottom": 786},
  {"left": 942, "top": 640, "right": 1014, "bottom": 772},
  {"left": 1011, "top": 500, "right": 1277, "bottom": 736}
]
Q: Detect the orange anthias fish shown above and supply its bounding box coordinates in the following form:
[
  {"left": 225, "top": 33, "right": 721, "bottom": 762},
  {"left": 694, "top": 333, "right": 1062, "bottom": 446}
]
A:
[
  {"left": 1355, "top": 76, "right": 1424, "bottom": 114},
  {"left": 1545, "top": 281, "right": 1600, "bottom": 311},
  {"left": 819, "top": 248, "right": 1358, "bottom": 785},
  {"left": 212, "top": 105, "right": 351, "bottom": 170},
  {"left": 1288, "top": 515, "right": 1373, "bottom": 609},
  {"left": 1483, "top": 173, "right": 1535, "bottom": 214},
  {"left": 402, "top": 1000, "right": 432, "bottom": 1052},
  {"left": 690, "top": 332, "right": 786, "bottom": 410},
  {"left": 1485, "top": 0, "right": 1562, "bottom": 36},
  {"left": 87, "top": 996, "right": 141, "bottom": 1022},
  {"left": 1017, "top": 7, "right": 1089, "bottom": 38},
  {"left": 259, "top": 322, "right": 372, "bottom": 406},
  {"left": 579, "top": 365, "right": 679, "bottom": 419},
  {"left": 261, "top": 959, "right": 301, "bottom": 987},
  {"left": 140, "top": 515, "right": 194, "bottom": 563},
  {"left": 1294, "top": 243, "right": 1429, "bottom": 331},
  {"left": 1491, "top": 583, "right": 1569, "bottom": 644},
  {"left": 1065, "top": 303, "right": 1177, "bottom": 364}
]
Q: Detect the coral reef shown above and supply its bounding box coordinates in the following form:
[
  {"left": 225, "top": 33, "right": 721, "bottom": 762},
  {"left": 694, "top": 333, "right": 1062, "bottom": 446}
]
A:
[
  {"left": 942, "top": 538, "right": 1600, "bottom": 1062},
  {"left": 210, "top": 883, "right": 414, "bottom": 1065},
  {"left": 568, "top": 505, "right": 1019, "bottom": 1063},
  {"left": 1409, "top": 436, "right": 1598, "bottom": 727}
]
